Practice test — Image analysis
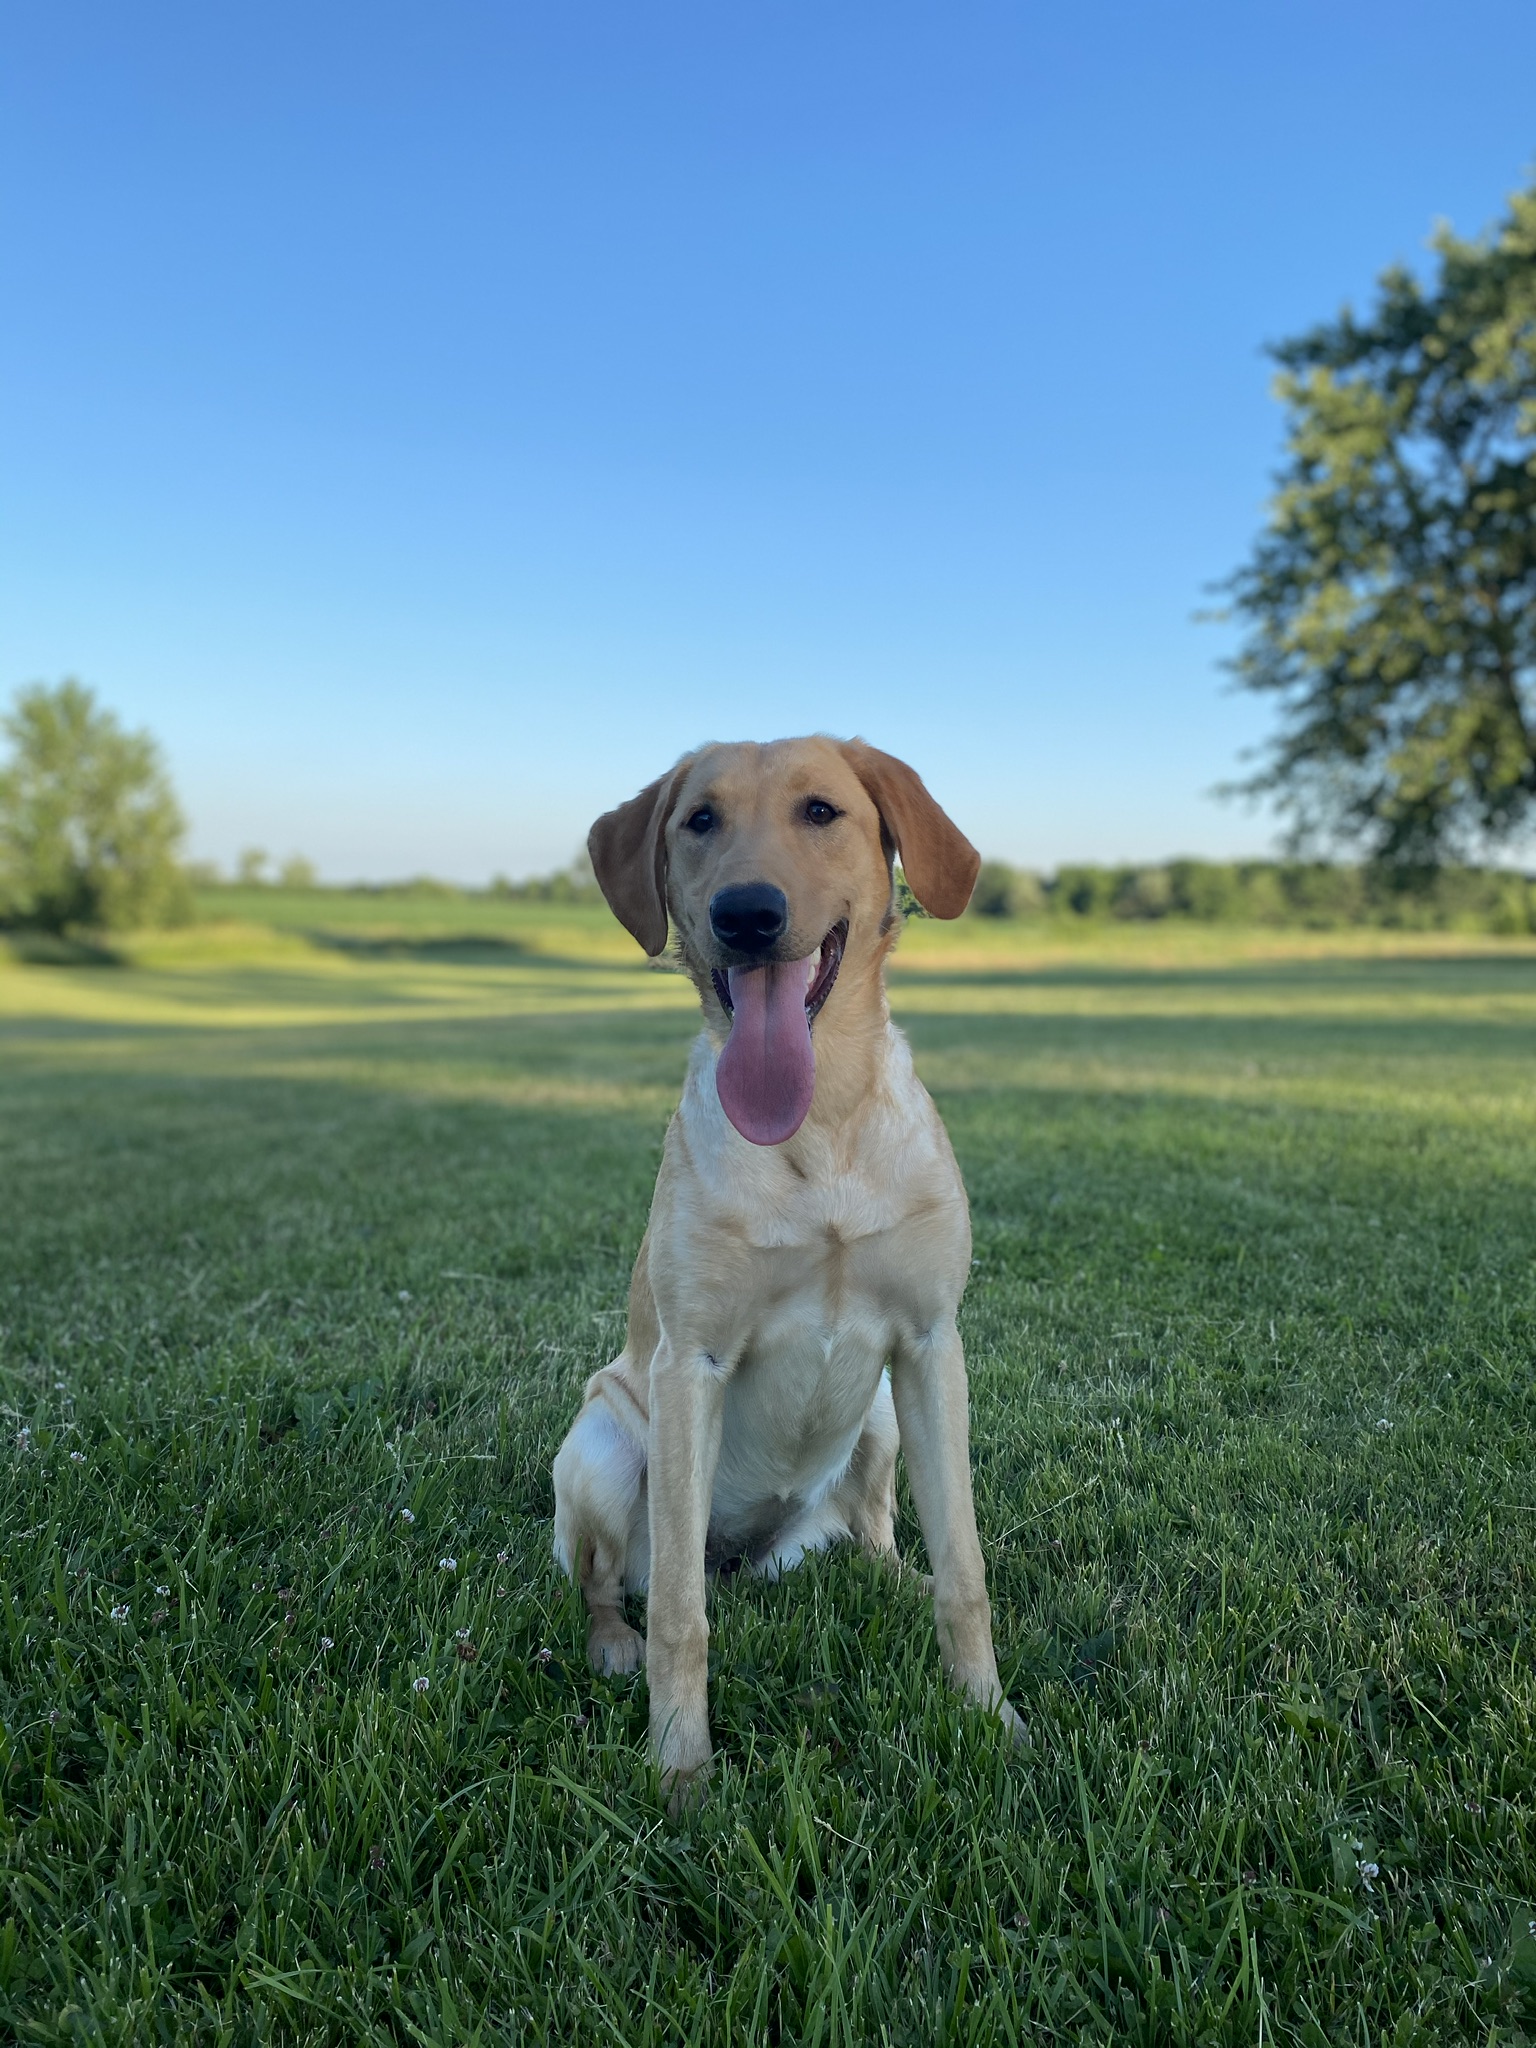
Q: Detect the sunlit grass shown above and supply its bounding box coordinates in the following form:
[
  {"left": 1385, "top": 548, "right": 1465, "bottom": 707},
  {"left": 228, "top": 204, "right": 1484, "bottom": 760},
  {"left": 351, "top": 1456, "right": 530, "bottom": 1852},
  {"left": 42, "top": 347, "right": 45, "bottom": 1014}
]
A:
[{"left": 1, "top": 902, "right": 1533, "bottom": 2041}]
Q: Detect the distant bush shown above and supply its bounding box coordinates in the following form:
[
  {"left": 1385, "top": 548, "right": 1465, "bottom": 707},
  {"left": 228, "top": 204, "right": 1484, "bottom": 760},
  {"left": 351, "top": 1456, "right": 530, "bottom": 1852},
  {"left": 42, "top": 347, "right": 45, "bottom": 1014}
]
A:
[
  {"left": 189, "top": 851, "right": 318, "bottom": 891},
  {"left": 962, "top": 856, "right": 1536, "bottom": 933},
  {"left": 1114, "top": 865, "right": 1173, "bottom": 920},
  {"left": 1053, "top": 865, "right": 1117, "bottom": 919},
  {"left": 971, "top": 860, "right": 1047, "bottom": 917},
  {"left": 353, "top": 877, "right": 462, "bottom": 899},
  {"left": 488, "top": 850, "right": 600, "bottom": 903}
]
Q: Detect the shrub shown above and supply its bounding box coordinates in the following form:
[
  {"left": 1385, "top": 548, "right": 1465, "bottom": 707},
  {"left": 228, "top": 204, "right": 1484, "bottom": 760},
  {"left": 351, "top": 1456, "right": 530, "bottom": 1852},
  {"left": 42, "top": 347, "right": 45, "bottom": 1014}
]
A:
[
  {"left": 1113, "top": 865, "right": 1172, "bottom": 919},
  {"left": 970, "top": 860, "right": 1046, "bottom": 917}
]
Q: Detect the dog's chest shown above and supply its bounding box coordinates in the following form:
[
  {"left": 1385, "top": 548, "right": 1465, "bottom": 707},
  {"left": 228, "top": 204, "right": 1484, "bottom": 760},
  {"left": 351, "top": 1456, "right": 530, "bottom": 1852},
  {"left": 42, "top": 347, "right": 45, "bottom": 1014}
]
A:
[
  {"left": 712, "top": 1265, "right": 892, "bottom": 1532},
  {"left": 709, "top": 1182, "right": 934, "bottom": 1526}
]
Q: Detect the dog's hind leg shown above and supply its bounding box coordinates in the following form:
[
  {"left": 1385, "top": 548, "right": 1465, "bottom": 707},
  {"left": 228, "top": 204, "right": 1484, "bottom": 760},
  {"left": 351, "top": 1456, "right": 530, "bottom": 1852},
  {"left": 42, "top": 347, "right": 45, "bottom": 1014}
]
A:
[
  {"left": 753, "top": 1372, "right": 906, "bottom": 1581},
  {"left": 753, "top": 1499, "right": 854, "bottom": 1581},
  {"left": 831, "top": 1369, "right": 901, "bottom": 1560},
  {"left": 552, "top": 1364, "right": 650, "bottom": 1676}
]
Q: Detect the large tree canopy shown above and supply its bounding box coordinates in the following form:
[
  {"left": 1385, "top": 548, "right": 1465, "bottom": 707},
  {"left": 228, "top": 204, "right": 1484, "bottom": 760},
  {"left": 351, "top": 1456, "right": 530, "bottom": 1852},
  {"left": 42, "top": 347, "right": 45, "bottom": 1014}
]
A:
[
  {"left": 0, "top": 680, "right": 190, "bottom": 933},
  {"left": 1224, "top": 176, "right": 1536, "bottom": 864}
]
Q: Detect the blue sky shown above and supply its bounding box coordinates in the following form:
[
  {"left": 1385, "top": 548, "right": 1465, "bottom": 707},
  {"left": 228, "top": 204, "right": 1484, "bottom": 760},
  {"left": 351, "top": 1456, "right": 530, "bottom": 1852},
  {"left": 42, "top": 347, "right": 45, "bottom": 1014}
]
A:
[{"left": 3, "top": 3, "right": 1533, "bottom": 881}]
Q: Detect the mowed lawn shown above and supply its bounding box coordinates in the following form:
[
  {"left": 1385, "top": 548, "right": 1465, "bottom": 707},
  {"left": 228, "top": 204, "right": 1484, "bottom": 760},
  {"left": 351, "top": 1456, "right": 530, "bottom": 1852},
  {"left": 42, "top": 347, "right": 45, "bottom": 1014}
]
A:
[{"left": 1, "top": 900, "right": 1533, "bottom": 2045}]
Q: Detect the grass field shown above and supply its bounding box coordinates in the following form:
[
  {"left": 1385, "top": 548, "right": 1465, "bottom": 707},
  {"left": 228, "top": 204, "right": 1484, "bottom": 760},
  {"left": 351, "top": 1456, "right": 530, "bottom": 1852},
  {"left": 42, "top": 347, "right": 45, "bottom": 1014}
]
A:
[{"left": 1, "top": 895, "right": 1534, "bottom": 2044}]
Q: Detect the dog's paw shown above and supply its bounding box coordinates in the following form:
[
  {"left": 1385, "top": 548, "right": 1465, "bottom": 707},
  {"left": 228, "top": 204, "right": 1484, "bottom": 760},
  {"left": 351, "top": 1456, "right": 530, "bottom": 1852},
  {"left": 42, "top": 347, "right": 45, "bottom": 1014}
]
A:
[
  {"left": 997, "top": 1696, "right": 1030, "bottom": 1748},
  {"left": 661, "top": 1753, "right": 714, "bottom": 1818},
  {"left": 653, "top": 1706, "right": 714, "bottom": 1817},
  {"left": 587, "top": 1617, "right": 645, "bottom": 1676}
]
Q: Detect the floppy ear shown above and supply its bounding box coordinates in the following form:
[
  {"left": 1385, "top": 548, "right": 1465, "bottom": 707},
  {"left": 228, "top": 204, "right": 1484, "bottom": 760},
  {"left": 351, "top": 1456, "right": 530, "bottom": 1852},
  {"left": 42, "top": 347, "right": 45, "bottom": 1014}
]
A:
[
  {"left": 838, "top": 740, "right": 981, "bottom": 918},
  {"left": 587, "top": 759, "right": 691, "bottom": 955}
]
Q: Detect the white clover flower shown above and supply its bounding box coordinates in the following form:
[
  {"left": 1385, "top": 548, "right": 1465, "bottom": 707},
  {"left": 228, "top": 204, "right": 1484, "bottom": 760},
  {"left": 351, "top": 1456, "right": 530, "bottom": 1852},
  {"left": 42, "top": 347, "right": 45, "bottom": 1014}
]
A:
[
  {"left": 412, "top": 1675, "right": 429, "bottom": 1693},
  {"left": 15, "top": 1427, "right": 32, "bottom": 1449},
  {"left": 496, "top": 1550, "right": 509, "bottom": 1565},
  {"left": 1358, "top": 1860, "right": 1379, "bottom": 1879},
  {"left": 109, "top": 1604, "right": 130, "bottom": 1623},
  {"left": 320, "top": 1636, "right": 335, "bottom": 1651},
  {"left": 438, "top": 1557, "right": 456, "bottom": 1573},
  {"left": 398, "top": 1290, "right": 412, "bottom": 1302},
  {"left": 1376, "top": 1418, "right": 1392, "bottom": 1432},
  {"left": 399, "top": 1508, "right": 415, "bottom": 1524},
  {"left": 70, "top": 1451, "right": 86, "bottom": 1465},
  {"left": 455, "top": 1628, "right": 472, "bottom": 1643},
  {"left": 155, "top": 1584, "right": 170, "bottom": 1596}
]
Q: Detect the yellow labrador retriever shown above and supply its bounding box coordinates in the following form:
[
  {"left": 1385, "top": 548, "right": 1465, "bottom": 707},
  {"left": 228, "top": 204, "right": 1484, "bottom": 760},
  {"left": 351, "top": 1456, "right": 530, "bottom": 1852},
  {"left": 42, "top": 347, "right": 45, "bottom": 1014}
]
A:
[{"left": 552, "top": 736, "right": 1023, "bottom": 1795}]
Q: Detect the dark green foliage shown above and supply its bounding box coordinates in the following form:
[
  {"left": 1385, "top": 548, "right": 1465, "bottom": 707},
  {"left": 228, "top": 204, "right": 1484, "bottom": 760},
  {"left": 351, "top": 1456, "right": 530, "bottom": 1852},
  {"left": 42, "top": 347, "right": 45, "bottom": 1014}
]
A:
[
  {"left": 488, "top": 849, "right": 600, "bottom": 904},
  {"left": 0, "top": 908, "right": 1532, "bottom": 2042},
  {"left": 970, "top": 861, "right": 1046, "bottom": 918},
  {"left": 0, "top": 681, "right": 190, "bottom": 933},
  {"left": 1053, "top": 865, "right": 1118, "bottom": 921},
  {"left": 964, "top": 857, "right": 1536, "bottom": 930},
  {"left": 1219, "top": 174, "right": 1536, "bottom": 863}
]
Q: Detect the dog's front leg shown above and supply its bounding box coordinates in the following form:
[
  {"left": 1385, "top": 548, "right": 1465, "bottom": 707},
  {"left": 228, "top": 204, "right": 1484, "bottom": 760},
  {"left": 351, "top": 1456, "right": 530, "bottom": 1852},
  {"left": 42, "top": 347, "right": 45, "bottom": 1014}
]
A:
[
  {"left": 890, "top": 1319, "right": 1025, "bottom": 1743},
  {"left": 645, "top": 1336, "right": 725, "bottom": 1803}
]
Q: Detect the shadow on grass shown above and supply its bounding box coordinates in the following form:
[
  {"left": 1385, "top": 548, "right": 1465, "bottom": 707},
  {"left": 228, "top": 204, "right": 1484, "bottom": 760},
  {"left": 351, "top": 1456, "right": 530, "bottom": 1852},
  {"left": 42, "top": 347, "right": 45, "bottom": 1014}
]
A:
[
  {"left": 2, "top": 930, "right": 127, "bottom": 967},
  {"left": 890, "top": 951, "right": 1536, "bottom": 994},
  {"left": 898, "top": 1006, "right": 1536, "bottom": 1066},
  {"left": 302, "top": 929, "right": 537, "bottom": 965},
  {"left": 300, "top": 928, "right": 649, "bottom": 974}
]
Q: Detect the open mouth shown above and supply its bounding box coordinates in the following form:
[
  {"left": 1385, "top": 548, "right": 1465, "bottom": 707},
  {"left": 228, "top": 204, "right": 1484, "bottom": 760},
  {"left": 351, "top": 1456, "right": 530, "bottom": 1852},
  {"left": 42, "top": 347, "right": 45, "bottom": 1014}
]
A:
[{"left": 712, "top": 920, "right": 846, "bottom": 1024}]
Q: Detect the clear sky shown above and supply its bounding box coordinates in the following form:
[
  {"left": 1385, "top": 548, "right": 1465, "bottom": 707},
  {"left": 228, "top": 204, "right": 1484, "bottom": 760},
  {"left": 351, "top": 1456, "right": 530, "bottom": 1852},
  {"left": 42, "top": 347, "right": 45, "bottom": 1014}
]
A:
[{"left": 3, "top": 3, "right": 1534, "bottom": 881}]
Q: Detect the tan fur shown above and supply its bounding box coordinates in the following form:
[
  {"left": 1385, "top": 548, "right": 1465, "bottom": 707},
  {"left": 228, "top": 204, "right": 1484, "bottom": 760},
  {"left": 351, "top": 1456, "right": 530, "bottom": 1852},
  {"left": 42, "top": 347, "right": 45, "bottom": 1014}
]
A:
[{"left": 552, "top": 736, "right": 1022, "bottom": 1799}]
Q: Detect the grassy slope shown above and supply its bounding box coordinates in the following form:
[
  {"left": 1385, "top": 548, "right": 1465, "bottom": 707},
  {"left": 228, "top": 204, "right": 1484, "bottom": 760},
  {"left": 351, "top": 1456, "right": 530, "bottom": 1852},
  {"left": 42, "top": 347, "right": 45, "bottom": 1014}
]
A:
[{"left": 0, "top": 901, "right": 1533, "bottom": 2044}]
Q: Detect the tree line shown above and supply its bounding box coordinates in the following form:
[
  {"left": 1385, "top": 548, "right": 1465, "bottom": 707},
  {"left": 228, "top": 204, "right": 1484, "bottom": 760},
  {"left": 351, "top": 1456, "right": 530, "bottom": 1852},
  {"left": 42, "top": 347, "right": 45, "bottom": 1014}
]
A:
[
  {"left": 190, "top": 849, "right": 1536, "bottom": 930},
  {"left": 967, "top": 857, "right": 1536, "bottom": 931}
]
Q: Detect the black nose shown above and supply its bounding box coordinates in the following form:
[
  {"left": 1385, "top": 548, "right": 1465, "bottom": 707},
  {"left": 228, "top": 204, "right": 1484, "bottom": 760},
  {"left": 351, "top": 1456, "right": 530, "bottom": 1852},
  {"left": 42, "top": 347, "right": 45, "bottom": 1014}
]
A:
[{"left": 709, "top": 882, "right": 789, "bottom": 955}]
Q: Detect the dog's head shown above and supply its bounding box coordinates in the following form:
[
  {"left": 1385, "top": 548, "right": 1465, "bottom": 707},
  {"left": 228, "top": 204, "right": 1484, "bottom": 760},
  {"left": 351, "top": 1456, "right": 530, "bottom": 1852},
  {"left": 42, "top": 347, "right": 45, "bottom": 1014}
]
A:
[{"left": 588, "top": 737, "right": 979, "bottom": 1145}]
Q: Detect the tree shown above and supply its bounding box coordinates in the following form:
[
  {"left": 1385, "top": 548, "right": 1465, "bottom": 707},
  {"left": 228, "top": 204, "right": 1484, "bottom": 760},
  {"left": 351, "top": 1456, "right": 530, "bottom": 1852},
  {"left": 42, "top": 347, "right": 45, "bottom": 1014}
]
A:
[
  {"left": 0, "top": 681, "right": 191, "bottom": 932},
  {"left": 970, "top": 860, "right": 1046, "bottom": 917},
  {"left": 1221, "top": 174, "right": 1536, "bottom": 864}
]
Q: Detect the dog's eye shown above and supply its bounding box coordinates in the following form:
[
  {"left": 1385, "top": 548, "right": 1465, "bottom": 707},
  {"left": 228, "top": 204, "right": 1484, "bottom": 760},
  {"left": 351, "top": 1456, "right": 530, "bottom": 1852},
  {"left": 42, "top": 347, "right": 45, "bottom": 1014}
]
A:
[
  {"left": 685, "top": 807, "right": 716, "bottom": 835},
  {"left": 804, "top": 798, "right": 839, "bottom": 827}
]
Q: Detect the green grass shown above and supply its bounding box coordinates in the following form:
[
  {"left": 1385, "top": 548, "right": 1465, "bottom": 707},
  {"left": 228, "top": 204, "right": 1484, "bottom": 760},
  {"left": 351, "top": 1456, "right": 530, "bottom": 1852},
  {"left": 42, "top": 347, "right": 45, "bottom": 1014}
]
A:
[{"left": 1, "top": 903, "right": 1533, "bottom": 2044}]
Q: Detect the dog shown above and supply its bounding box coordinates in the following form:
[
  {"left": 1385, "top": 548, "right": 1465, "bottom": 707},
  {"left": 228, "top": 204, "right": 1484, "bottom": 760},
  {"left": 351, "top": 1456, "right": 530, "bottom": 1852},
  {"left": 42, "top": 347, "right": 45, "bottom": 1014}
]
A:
[{"left": 552, "top": 736, "right": 1023, "bottom": 1797}]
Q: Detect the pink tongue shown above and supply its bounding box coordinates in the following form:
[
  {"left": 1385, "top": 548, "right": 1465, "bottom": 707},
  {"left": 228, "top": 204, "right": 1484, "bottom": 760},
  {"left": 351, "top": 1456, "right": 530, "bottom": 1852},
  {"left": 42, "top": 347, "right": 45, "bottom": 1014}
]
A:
[{"left": 716, "top": 954, "right": 818, "bottom": 1145}]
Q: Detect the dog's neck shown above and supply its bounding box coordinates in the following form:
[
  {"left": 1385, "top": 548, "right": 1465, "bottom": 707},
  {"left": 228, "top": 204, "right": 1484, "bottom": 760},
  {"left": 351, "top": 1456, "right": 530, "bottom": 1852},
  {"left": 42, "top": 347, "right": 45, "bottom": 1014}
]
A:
[{"left": 801, "top": 931, "right": 900, "bottom": 1141}]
